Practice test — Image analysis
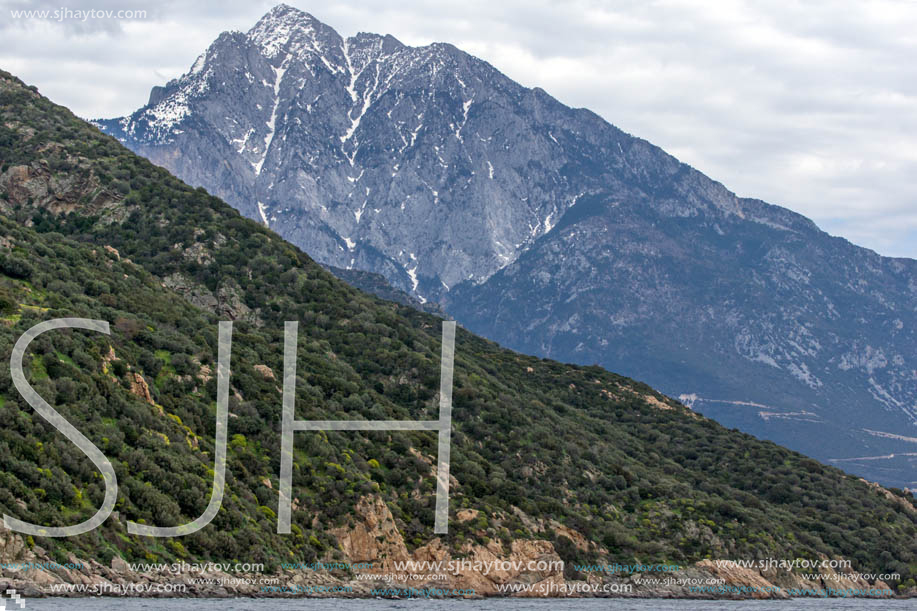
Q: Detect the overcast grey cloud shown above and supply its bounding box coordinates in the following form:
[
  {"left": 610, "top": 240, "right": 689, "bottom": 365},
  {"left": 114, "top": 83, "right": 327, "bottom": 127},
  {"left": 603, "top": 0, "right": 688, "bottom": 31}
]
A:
[{"left": 1, "top": 0, "right": 915, "bottom": 257}]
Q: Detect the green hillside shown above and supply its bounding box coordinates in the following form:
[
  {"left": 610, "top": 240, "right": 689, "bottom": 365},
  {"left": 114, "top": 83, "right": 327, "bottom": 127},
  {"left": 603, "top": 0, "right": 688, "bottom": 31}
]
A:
[{"left": 0, "top": 69, "right": 915, "bottom": 587}]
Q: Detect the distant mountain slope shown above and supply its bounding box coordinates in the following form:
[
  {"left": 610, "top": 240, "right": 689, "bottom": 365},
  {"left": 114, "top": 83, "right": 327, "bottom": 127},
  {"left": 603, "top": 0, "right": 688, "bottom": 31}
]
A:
[
  {"left": 449, "top": 193, "right": 917, "bottom": 488},
  {"left": 98, "top": 5, "right": 917, "bottom": 488},
  {"left": 323, "top": 264, "right": 446, "bottom": 316},
  {"left": 4, "top": 69, "right": 917, "bottom": 593}
]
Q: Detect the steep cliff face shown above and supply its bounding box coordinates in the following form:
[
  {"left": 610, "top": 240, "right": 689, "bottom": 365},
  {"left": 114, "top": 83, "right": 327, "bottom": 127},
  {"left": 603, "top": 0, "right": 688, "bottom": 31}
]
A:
[{"left": 97, "top": 4, "right": 917, "bottom": 486}]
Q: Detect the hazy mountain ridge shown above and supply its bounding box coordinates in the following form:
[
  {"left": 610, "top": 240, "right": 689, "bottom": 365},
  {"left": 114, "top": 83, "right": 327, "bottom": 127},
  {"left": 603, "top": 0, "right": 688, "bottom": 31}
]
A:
[
  {"left": 98, "top": 4, "right": 917, "bottom": 487},
  {"left": 449, "top": 190, "right": 917, "bottom": 487}
]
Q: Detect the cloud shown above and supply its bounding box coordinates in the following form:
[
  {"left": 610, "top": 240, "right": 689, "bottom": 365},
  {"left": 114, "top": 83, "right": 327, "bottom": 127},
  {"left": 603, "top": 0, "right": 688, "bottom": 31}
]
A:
[{"left": 1, "top": 0, "right": 915, "bottom": 257}]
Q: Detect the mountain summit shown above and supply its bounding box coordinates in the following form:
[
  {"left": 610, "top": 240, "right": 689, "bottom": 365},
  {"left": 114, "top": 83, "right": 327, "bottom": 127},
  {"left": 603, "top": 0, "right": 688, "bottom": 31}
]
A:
[
  {"left": 99, "top": 3, "right": 752, "bottom": 299},
  {"left": 99, "top": 5, "right": 917, "bottom": 488},
  {"left": 101, "top": 2, "right": 565, "bottom": 299}
]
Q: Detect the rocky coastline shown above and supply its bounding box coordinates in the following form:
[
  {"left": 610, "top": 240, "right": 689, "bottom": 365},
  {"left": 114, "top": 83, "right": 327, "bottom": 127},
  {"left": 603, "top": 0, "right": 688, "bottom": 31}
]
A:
[{"left": 1, "top": 495, "right": 909, "bottom": 601}]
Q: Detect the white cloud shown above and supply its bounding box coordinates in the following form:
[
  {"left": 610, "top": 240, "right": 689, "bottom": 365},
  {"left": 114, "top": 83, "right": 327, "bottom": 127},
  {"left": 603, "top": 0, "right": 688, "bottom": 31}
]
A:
[{"left": 1, "top": 0, "right": 915, "bottom": 257}]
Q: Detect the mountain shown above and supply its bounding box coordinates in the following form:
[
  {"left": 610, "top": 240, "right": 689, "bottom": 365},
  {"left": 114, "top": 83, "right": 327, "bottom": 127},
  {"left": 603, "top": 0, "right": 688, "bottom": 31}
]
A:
[
  {"left": 448, "top": 195, "right": 917, "bottom": 490},
  {"left": 97, "top": 5, "right": 917, "bottom": 489},
  {"left": 3, "top": 70, "right": 917, "bottom": 596},
  {"left": 322, "top": 263, "right": 446, "bottom": 316},
  {"left": 96, "top": 3, "right": 603, "bottom": 300}
]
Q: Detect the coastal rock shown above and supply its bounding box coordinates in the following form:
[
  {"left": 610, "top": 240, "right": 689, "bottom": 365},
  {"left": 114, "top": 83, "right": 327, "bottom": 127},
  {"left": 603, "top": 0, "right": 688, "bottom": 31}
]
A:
[{"left": 330, "top": 495, "right": 411, "bottom": 569}]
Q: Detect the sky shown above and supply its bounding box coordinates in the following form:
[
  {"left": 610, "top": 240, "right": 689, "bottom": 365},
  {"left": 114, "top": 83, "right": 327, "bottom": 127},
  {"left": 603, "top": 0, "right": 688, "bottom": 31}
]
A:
[{"left": 2, "top": 0, "right": 916, "bottom": 258}]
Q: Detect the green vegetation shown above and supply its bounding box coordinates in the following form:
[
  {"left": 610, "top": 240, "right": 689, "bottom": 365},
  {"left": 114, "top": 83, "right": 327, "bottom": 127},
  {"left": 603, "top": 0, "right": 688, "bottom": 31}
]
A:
[{"left": 0, "top": 69, "right": 915, "bottom": 584}]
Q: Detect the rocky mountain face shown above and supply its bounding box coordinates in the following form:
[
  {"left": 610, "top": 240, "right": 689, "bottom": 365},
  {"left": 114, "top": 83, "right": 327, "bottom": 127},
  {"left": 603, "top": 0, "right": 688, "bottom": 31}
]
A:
[
  {"left": 98, "top": 3, "right": 588, "bottom": 302},
  {"left": 449, "top": 194, "right": 917, "bottom": 488},
  {"left": 322, "top": 264, "right": 447, "bottom": 316},
  {"left": 98, "top": 5, "right": 917, "bottom": 488}
]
